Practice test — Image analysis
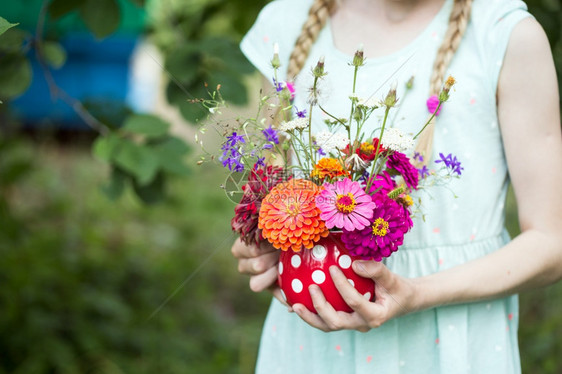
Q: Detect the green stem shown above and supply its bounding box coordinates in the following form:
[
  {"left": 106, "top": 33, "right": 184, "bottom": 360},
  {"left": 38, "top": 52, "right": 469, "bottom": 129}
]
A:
[
  {"left": 318, "top": 105, "right": 347, "bottom": 127},
  {"left": 308, "top": 76, "right": 319, "bottom": 168},
  {"left": 348, "top": 66, "right": 359, "bottom": 154},
  {"left": 366, "top": 106, "right": 391, "bottom": 192},
  {"left": 413, "top": 101, "right": 442, "bottom": 140}
]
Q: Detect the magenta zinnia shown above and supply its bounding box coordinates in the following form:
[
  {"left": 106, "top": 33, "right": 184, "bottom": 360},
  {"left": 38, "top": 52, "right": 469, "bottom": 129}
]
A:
[
  {"left": 386, "top": 151, "right": 419, "bottom": 189},
  {"left": 316, "top": 178, "right": 376, "bottom": 231},
  {"left": 341, "top": 193, "right": 411, "bottom": 261},
  {"left": 231, "top": 164, "right": 285, "bottom": 245}
]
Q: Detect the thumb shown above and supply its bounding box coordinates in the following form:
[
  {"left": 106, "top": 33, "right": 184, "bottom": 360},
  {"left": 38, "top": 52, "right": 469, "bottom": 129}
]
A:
[{"left": 353, "top": 260, "right": 394, "bottom": 286}]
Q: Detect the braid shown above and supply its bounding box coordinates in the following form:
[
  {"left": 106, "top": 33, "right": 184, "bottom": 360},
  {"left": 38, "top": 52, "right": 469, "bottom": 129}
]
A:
[
  {"left": 414, "top": 0, "right": 473, "bottom": 165},
  {"left": 286, "top": 0, "right": 335, "bottom": 79}
]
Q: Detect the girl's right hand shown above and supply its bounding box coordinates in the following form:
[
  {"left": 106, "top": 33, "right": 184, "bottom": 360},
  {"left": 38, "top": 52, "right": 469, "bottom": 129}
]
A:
[{"left": 231, "top": 238, "right": 289, "bottom": 307}]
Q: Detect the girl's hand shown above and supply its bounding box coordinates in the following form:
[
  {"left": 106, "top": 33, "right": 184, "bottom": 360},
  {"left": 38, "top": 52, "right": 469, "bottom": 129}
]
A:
[
  {"left": 292, "top": 261, "right": 419, "bottom": 332},
  {"left": 231, "top": 238, "right": 288, "bottom": 306}
]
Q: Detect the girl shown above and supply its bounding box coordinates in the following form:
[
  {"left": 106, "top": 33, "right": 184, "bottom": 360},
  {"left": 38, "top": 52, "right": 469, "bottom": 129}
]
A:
[{"left": 231, "top": 0, "right": 562, "bottom": 372}]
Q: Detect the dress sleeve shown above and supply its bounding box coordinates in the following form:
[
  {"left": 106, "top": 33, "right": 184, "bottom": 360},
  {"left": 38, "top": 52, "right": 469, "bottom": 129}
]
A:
[
  {"left": 240, "top": 0, "right": 312, "bottom": 81},
  {"left": 473, "top": 0, "right": 533, "bottom": 92}
]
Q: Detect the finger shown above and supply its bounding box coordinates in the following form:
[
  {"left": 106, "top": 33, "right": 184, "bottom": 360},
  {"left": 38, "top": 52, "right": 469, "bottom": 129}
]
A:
[
  {"left": 329, "top": 266, "right": 372, "bottom": 316},
  {"left": 232, "top": 238, "right": 276, "bottom": 259},
  {"left": 271, "top": 286, "right": 292, "bottom": 310},
  {"left": 292, "top": 303, "right": 331, "bottom": 332},
  {"left": 248, "top": 265, "right": 278, "bottom": 292},
  {"left": 353, "top": 260, "right": 395, "bottom": 289},
  {"left": 238, "top": 251, "right": 279, "bottom": 275}
]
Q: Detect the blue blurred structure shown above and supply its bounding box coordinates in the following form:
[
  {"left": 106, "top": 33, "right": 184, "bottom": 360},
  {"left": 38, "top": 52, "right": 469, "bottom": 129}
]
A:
[
  {"left": 12, "top": 33, "right": 137, "bottom": 128},
  {"left": 1, "top": 0, "right": 147, "bottom": 129}
]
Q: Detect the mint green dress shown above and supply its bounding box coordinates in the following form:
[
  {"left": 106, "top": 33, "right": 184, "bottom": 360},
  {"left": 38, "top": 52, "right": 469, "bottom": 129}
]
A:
[{"left": 240, "top": 0, "right": 531, "bottom": 372}]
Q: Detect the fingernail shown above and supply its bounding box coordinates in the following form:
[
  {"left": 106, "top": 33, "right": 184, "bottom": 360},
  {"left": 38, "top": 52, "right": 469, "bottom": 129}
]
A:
[
  {"left": 329, "top": 266, "right": 338, "bottom": 276},
  {"left": 309, "top": 285, "right": 318, "bottom": 295}
]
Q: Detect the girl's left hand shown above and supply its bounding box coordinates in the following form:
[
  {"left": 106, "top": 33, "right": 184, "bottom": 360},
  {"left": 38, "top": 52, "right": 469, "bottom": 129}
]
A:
[{"left": 292, "top": 261, "right": 420, "bottom": 332}]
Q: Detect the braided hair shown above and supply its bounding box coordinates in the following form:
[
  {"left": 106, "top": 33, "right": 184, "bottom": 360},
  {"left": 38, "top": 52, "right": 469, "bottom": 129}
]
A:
[{"left": 286, "top": 0, "right": 474, "bottom": 163}]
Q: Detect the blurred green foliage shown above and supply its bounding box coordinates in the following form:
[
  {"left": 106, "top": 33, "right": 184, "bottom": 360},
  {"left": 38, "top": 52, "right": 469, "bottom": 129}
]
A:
[{"left": 0, "top": 134, "right": 271, "bottom": 373}]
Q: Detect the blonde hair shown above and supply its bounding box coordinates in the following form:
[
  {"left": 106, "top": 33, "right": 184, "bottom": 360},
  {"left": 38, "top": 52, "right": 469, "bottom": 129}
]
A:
[{"left": 286, "top": 0, "right": 473, "bottom": 164}]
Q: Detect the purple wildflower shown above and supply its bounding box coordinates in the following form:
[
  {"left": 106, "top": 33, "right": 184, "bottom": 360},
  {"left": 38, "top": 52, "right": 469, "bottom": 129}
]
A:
[
  {"left": 220, "top": 132, "right": 246, "bottom": 172},
  {"left": 435, "top": 153, "right": 463, "bottom": 175},
  {"left": 413, "top": 152, "right": 424, "bottom": 162},
  {"left": 272, "top": 77, "right": 284, "bottom": 92},
  {"left": 256, "top": 157, "right": 266, "bottom": 167},
  {"left": 262, "top": 125, "right": 279, "bottom": 144},
  {"left": 294, "top": 106, "right": 307, "bottom": 118},
  {"left": 418, "top": 165, "right": 430, "bottom": 178}
]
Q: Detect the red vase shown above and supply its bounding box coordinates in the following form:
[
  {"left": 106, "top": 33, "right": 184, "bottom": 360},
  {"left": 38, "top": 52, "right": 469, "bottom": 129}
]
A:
[{"left": 278, "top": 232, "right": 375, "bottom": 313}]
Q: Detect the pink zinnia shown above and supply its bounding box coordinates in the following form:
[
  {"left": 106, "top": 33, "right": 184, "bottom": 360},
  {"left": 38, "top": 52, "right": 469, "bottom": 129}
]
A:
[
  {"left": 341, "top": 193, "right": 411, "bottom": 261},
  {"left": 316, "top": 178, "right": 376, "bottom": 231}
]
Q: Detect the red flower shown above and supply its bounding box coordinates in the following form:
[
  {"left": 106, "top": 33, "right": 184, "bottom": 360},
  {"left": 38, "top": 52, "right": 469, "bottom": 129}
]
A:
[
  {"left": 344, "top": 138, "right": 386, "bottom": 162},
  {"left": 231, "top": 165, "right": 286, "bottom": 245}
]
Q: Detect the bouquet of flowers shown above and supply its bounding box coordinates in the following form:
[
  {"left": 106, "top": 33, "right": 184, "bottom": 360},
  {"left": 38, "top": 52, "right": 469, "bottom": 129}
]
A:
[{"left": 197, "top": 44, "right": 462, "bottom": 312}]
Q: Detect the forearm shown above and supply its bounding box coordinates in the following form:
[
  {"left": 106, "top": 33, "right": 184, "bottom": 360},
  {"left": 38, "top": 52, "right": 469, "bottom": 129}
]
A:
[{"left": 415, "top": 229, "right": 562, "bottom": 310}]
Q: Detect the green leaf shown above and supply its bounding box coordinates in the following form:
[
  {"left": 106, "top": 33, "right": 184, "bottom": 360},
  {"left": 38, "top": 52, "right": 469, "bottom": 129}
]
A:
[
  {"left": 101, "top": 167, "right": 127, "bottom": 200},
  {"left": 152, "top": 137, "right": 191, "bottom": 176},
  {"left": 207, "top": 70, "right": 247, "bottom": 106},
  {"left": 0, "top": 28, "right": 27, "bottom": 53},
  {"left": 164, "top": 44, "right": 201, "bottom": 84},
  {"left": 0, "top": 54, "right": 32, "bottom": 98},
  {"left": 92, "top": 133, "right": 120, "bottom": 161},
  {"left": 42, "top": 41, "right": 67, "bottom": 69},
  {"left": 122, "top": 114, "right": 170, "bottom": 138},
  {"left": 132, "top": 172, "right": 165, "bottom": 204},
  {"left": 79, "top": 0, "right": 120, "bottom": 39},
  {"left": 48, "top": 0, "right": 87, "bottom": 19},
  {"left": 0, "top": 17, "right": 18, "bottom": 37},
  {"left": 127, "top": 0, "right": 145, "bottom": 7},
  {"left": 113, "top": 140, "right": 159, "bottom": 186}
]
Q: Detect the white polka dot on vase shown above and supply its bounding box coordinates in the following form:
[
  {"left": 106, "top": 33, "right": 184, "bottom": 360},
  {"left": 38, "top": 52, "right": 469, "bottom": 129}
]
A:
[
  {"left": 292, "top": 279, "right": 303, "bottom": 293},
  {"left": 312, "top": 245, "right": 327, "bottom": 261},
  {"left": 363, "top": 292, "right": 372, "bottom": 300},
  {"left": 312, "top": 270, "right": 326, "bottom": 284},
  {"left": 291, "top": 254, "right": 301, "bottom": 268},
  {"left": 338, "top": 255, "right": 352, "bottom": 269},
  {"left": 348, "top": 279, "right": 355, "bottom": 287},
  {"left": 279, "top": 262, "right": 283, "bottom": 275}
]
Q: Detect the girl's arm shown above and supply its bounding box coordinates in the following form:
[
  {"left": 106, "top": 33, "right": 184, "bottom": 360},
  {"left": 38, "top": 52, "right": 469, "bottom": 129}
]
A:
[{"left": 293, "top": 18, "right": 562, "bottom": 331}]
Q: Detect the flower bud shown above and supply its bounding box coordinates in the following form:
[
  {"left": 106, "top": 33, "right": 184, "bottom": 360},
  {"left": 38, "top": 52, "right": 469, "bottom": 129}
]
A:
[
  {"left": 271, "top": 42, "right": 281, "bottom": 69},
  {"left": 406, "top": 75, "right": 415, "bottom": 90},
  {"left": 384, "top": 81, "right": 398, "bottom": 108},
  {"left": 439, "top": 75, "right": 456, "bottom": 102},
  {"left": 313, "top": 56, "right": 325, "bottom": 78},
  {"left": 352, "top": 44, "right": 365, "bottom": 67}
]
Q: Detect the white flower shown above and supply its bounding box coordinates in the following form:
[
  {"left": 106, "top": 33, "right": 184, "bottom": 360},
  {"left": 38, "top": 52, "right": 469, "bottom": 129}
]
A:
[
  {"left": 382, "top": 128, "right": 415, "bottom": 152},
  {"left": 345, "top": 153, "right": 368, "bottom": 172},
  {"left": 279, "top": 117, "right": 309, "bottom": 131},
  {"left": 357, "top": 97, "right": 379, "bottom": 108},
  {"left": 314, "top": 131, "right": 349, "bottom": 154}
]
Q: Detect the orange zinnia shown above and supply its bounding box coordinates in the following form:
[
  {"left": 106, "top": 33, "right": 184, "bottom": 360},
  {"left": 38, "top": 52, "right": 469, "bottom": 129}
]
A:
[
  {"left": 310, "top": 157, "right": 349, "bottom": 181},
  {"left": 258, "top": 179, "right": 329, "bottom": 252}
]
